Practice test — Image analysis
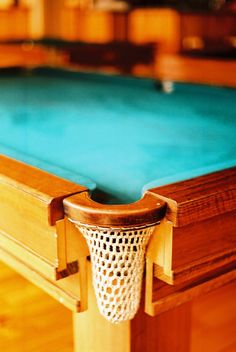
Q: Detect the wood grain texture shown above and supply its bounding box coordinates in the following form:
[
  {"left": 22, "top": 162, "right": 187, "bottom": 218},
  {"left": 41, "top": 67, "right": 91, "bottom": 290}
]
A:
[
  {"left": 0, "top": 261, "right": 73, "bottom": 352},
  {"left": 0, "top": 246, "right": 81, "bottom": 312},
  {"left": 0, "top": 187, "right": 61, "bottom": 268},
  {"left": 147, "top": 263, "right": 236, "bottom": 316},
  {"left": 132, "top": 299, "right": 192, "bottom": 352},
  {"left": 0, "top": 180, "right": 59, "bottom": 264},
  {"left": 171, "top": 210, "right": 236, "bottom": 284},
  {"left": 148, "top": 167, "right": 236, "bottom": 227},
  {"left": 143, "top": 280, "right": 236, "bottom": 352},
  {"left": 0, "top": 154, "right": 87, "bottom": 225},
  {"left": 65, "top": 218, "right": 89, "bottom": 311},
  {"left": 0, "top": 254, "right": 234, "bottom": 352},
  {"left": 190, "top": 282, "right": 236, "bottom": 352},
  {"left": 147, "top": 210, "right": 236, "bottom": 287},
  {"left": 0, "top": 219, "right": 89, "bottom": 314},
  {"left": 0, "top": 155, "right": 88, "bottom": 278},
  {"left": 146, "top": 220, "right": 173, "bottom": 284},
  {"left": 64, "top": 191, "right": 166, "bottom": 227},
  {"left": 0, "top": 230, "right": 59, "bottom": 281}
]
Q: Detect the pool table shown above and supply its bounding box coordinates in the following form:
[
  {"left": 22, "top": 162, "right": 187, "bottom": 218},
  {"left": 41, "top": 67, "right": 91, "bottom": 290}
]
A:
[{"left": 0, "top": 66, "right": 235, "bottom": 351}]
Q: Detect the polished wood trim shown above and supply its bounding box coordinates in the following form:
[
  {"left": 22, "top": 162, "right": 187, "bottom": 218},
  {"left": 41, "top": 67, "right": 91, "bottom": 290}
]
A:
[
  {"left": 64, "top": 191, "right": 166, "bottom": 228},
  {"left": 0, "top": 154, "right": 87, "bottom": 225},
  {"left": 0, "top": 154, "right": 88, "bottom": 274},
  {"left": 0, "top": 246, "right": 81, "bottom": 312},
  {"left": 148, "top": 167, "right": 236, "bottom": 227},
  {"left": 146, "top": 260, "right": 236, "bottom": 316},
  {"left": 0, "top": 261, "right": 73, "bottom": 352},
  {"left": 169, "top": 249, "right": 236, "bottom": 285},
  {"left": 0, "top": 228, "right": 59, "bottom": 281},
  {"left": 148, "top": 209, "right": 236, "bottom": 288},
  {"left": 0, "top": 177, "right": 59, "bottom": 262},
  {"left": 146, "top": 219, "right": 174, "bottom": 284},
  {"left": 171, "top": 210, "right": 236, "bottom": 284}
]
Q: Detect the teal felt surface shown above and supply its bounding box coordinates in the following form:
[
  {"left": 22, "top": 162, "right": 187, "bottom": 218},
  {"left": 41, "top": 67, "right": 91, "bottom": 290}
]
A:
[{"left": 0, "top": 68, "right": 235, "bottom": 203}]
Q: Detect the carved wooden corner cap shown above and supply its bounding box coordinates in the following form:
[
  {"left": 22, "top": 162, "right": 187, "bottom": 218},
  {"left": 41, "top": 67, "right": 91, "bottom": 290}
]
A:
[{"left": 63, "top": 191, "right": 166, "bottom": 228}]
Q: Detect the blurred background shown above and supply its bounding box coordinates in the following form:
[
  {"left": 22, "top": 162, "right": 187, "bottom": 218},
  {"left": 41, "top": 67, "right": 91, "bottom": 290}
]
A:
[{"left": 0, "top": 0, "right": 235, "bottom": 85}]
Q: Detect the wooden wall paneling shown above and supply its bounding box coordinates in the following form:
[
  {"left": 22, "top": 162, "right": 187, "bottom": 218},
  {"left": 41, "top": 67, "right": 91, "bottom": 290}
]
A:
[{"left": 0, "top": 7, "right": 29, "bottom": 40}]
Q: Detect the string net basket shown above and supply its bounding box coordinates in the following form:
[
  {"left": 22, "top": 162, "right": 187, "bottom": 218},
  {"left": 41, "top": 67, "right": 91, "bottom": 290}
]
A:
[{"left": 76, "top": 223, "right": 155, "bottom": 323}]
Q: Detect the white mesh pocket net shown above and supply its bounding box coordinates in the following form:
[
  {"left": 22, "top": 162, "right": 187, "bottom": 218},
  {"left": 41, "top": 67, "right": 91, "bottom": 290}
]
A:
[{"left": 77, "top": 224, "right": 155, "bottom": 323}]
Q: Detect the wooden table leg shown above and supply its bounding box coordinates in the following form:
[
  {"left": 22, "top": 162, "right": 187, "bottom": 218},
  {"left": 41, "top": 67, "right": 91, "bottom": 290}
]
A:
[
  {"left": 72, "top": 260, "right": 192, "bottom": 352},
  {"left": 73, "top": 261, "right": 130, "bottom": 352},
  {"left": 131, "top": 301, "right": 192, "bottom": 352}
]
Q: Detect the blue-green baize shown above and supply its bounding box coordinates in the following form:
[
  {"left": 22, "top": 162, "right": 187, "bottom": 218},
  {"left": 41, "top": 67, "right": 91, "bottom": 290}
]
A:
[{"left": 0, "top": 68, "right": 235, "bottom": 203}]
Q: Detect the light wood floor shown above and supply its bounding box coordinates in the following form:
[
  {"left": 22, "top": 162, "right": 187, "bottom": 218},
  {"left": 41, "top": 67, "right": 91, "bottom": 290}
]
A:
[
  {"left": 0, "top": 261, "right": 73, "bottom": 352},
  {"left": 0, "top": 260, "right": 235, "bottom": 352}
]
